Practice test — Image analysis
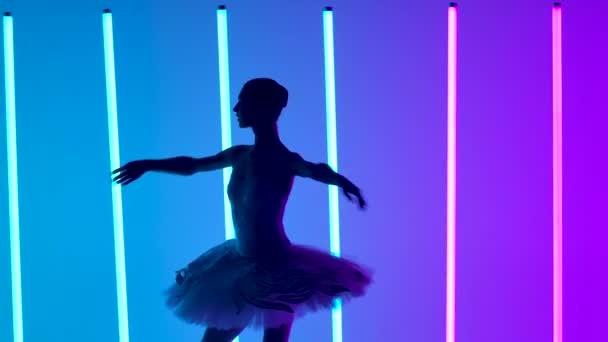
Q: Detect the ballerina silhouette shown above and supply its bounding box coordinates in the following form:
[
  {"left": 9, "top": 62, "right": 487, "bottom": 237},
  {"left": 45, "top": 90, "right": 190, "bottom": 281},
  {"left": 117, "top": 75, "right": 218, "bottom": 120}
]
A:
[{"left": 112, "top": 78, "right": 372, "bottom": 342}]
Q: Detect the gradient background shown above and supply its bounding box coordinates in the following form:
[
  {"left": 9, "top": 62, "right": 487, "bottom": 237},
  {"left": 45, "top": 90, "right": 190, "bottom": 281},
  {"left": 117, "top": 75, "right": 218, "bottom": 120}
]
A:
[{"left": 0, "top": 0, "right": 606, "bottom": 341}]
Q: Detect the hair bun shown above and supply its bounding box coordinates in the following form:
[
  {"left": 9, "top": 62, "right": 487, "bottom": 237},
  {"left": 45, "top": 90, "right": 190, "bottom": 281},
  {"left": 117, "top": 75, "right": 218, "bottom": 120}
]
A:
[{"left": 243, "top": 78, "right": 288, "bottom": 109}]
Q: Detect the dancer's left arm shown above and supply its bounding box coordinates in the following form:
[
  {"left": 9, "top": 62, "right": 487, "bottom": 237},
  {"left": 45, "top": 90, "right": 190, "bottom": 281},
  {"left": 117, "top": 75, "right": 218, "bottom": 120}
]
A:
[{"left": 290, "top": 153, "right": 366, "bottom": 209}]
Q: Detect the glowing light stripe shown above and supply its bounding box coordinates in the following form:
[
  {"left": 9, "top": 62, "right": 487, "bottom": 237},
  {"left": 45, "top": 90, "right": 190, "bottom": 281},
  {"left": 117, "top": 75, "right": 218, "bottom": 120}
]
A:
[
  {"left": 216, "top": 6, "right": 239, "bottom": 342},
  {"left": 323, "top": 7, "right": 340, "bottom": 257},
  {"left": 447, "top": 4, "right": 458, "bottom": 342},
  {"left": 102, "top": 9, "right": 130, "bottom": 342},
  {"left": 322, "top": 7, "right": 343, "bottom": 342},
  {"left": 3, "top": 12, "right": 23, "bottom": 342},
  {"left": 552, "top": 4, "right": 563, "bottom": 342},
  {"left": 216, "top": 5, "right": 235, "bottom": 242}
]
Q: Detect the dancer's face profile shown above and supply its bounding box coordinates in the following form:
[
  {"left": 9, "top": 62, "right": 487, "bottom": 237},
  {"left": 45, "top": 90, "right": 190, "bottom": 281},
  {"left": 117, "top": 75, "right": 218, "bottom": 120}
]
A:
[{"left": 233, "top": 92, "right": 264, "bottom": 128}]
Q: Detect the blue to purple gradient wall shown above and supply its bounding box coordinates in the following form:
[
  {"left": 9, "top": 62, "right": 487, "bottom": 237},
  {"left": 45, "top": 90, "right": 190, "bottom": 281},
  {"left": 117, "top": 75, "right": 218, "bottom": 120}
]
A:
[
  {"left": 458, "top": 2, "right": 555, "bottom": 341},
  {"left": 562, "top": 2, "right": 608, "bottom": 341},
  {"left": 0, "top": 1, "right": 606, "bottom": 341}
]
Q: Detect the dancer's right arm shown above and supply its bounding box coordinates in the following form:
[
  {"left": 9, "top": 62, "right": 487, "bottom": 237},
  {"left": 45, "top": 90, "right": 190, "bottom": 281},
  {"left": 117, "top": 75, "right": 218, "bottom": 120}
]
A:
[
  {"left": 151, "top": 145, "right": 248, "bottom": 174},
  {"left": 112, "top": 145, "right": 248, "bottom": 185}
]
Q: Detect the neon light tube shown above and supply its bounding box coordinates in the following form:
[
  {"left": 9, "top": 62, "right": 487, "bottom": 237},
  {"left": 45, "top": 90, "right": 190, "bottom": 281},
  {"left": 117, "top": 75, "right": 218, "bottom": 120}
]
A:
[
  {"left": 322, "top": 6, "right": 343, "bottom": 342},
  {"left": 552, "top": 4, "right": 563, "bottom": 342},
  {"left": 323, "top": 7, "right": 340, "bottom": 257},
  {"left": 4, "top": 12, "right": 23, "bottom": 342},
  {"left": 102, "top": 9, "right": 130, "bottom": 342},
  {"left": 216, "top": 5, "right": 235, "bottom": 242},
  {"left": 447, "top": 3, "right": 458, "bottom": 342},
  {"left": 216, "top": 6, "right": 239, "bottom": 342}
]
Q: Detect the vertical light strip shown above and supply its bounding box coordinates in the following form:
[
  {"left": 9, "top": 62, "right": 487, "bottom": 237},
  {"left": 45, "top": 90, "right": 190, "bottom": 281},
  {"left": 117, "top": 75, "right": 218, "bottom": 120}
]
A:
[
  {"left": 216, "top": 5, "right": 235, "bottom": 242},
  {"left": 551, "top": 3, "right": 563, "bottom": 342},
  {"left": 102, "top": 9, "right": 130, "bottom": 342},
  {"left": 447, "top": 4, "right": 458, "bottom": 342},
  {"left": 322, "top": 6, "right": 343, "bottom": 342},
  {"left": 216, "top": 6, "right": 239, "bottom": 342},
  {"left": 323, "top": 7, "right": 340, "bottom": 257},
  {"left": 3, "top": 12, "right": 23, "bottom": 342}
]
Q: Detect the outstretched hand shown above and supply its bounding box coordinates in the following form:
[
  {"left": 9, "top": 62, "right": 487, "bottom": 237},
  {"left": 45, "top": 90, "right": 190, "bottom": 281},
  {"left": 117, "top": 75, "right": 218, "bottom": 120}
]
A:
[
  {"left": 342, "top": 186, "right": 367, "bottom": 210},
  {"left": 111, "top": 160, "right": 149, "bottom": 186}
]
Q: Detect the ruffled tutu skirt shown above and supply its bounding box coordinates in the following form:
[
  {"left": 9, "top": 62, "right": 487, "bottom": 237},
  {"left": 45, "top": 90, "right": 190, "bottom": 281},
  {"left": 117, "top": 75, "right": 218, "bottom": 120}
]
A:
[{"left": 165, "top": 239, "right": 372, "bottom": 330}]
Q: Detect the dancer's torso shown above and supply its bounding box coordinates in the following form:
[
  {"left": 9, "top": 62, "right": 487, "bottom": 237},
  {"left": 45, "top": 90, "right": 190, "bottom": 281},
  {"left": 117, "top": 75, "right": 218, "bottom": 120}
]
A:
[{"left": 227, "top": 145, "right": 295, "bottom": 261}]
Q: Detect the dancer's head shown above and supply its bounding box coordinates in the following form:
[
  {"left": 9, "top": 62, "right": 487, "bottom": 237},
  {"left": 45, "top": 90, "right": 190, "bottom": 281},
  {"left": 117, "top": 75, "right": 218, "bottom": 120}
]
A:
[{"left": 233, "top": 78, "right": 288, "bottom": 128}]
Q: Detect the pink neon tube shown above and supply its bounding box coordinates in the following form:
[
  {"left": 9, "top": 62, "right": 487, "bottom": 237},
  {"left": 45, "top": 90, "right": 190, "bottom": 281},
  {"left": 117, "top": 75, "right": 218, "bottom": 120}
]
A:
[
  {"left": 447, "top": 3, "right": 458, "bottom": 342},
  {"left": 552, "top": 3, "right": 563, "bottom": 342}
]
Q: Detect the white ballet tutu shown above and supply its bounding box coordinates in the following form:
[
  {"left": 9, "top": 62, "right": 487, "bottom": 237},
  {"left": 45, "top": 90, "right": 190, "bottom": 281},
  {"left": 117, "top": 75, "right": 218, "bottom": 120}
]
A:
[{"left": 165, "top": 239, "right": 372, "bottom": 330}]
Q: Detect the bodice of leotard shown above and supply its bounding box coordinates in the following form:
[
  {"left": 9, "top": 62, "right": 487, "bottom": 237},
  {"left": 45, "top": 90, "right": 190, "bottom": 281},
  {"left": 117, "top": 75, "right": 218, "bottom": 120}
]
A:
[{"left": 227, "top": 146, "right": 294, "bottom": 259}]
